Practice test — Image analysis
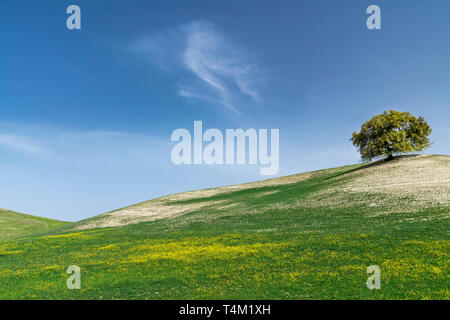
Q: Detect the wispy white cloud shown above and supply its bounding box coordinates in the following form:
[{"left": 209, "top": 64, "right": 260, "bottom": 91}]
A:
[
  {"left": 0, "top": 134, "right": 49, "bottom": 155},
  {"left": 131, "top": 20, "right": 262, "bottom": 115},
  {"left": 177, "top": 84, "right": 240, "bottom": 114},
  {"left": 0, "top": 123, "right": 169, "bottom": 164}
]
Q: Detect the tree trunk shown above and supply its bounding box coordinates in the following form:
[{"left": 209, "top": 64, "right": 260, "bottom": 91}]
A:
[{"left": 386, "top": 146, "right": 394, "bottom": 161}]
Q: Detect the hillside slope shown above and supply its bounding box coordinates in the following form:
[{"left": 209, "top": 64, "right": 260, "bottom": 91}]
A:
[
  {"left": 0, "top": 208, "right": 69, "bottom": 240},
  {"left": 0, "top": 154, "right": 448, "bottom": 299},
  {"left": 74, "top": 154, "right": 450, "bottom": 231}
]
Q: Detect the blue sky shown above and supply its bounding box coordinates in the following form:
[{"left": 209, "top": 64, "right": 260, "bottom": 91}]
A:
[{"left": 1, "top": 0, "right": 449, "bottom": 221}]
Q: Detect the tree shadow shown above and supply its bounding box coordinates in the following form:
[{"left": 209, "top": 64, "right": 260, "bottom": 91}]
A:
[{"left": 322, "top": 154, "right": 424, "bottom": 181}]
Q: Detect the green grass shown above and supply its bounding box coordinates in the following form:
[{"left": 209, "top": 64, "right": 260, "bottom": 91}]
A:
[
  {"left": 0, "top": 208, "right": 69, "bottom": 240},
  {"left": 0, "top": 159, "right": 448, "bottom": 299}
]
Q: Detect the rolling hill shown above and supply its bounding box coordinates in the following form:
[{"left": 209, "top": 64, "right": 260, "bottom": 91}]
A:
[
  {"left": 0, "top": 208, "right": 69, "bottom": 240},
  {"left": 0, "top": 154, "right": 448, "bottom": 299}
]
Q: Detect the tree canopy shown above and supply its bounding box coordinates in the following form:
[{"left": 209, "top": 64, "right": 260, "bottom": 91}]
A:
[{"left": 351, "top": 110, "right": 432, "bottom": 161}]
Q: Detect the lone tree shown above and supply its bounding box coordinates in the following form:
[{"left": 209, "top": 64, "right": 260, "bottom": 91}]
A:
[{"left": 351, "top": 110, "right": 432, "bottom": 161}]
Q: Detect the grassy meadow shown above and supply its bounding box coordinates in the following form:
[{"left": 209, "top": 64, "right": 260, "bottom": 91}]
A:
[{"left": 0, "top": 155, "right": 448, "bottom": 299}]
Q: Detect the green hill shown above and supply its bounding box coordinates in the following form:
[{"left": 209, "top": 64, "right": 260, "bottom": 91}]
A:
[
  {"left": 0, "top": 154, "right": 448, "bottom": 299},
  {"left": 0, "top": 208, "right": 69, "bottom": 240}
]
